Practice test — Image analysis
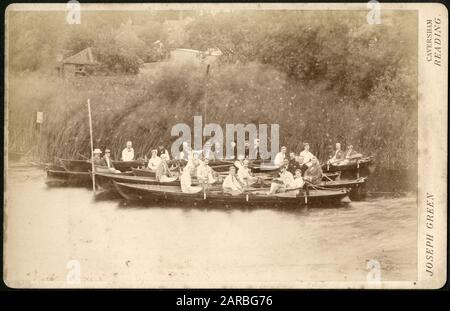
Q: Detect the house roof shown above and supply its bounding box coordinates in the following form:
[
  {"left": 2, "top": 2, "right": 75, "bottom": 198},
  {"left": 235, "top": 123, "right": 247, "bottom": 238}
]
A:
[
  {"left": 63, "top": 47, "right": 97, "bottom": 65},
  {"left": 173, "top": 48, "right": 201, "bottom": 54}
]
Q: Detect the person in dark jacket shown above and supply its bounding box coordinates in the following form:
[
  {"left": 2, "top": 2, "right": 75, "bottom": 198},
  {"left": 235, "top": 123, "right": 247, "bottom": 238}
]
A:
[{"left": 304, "top": 157, "right": 323, "bottom": 185}]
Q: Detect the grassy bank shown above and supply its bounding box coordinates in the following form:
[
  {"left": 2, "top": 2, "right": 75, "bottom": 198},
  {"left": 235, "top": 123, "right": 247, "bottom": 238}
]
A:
[{"left": 8, "top": 61, "right": 417, "bottom": 169}]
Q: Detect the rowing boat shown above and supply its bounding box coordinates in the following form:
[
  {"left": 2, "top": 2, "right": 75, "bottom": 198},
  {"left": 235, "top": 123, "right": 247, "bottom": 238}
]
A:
[
  {"left": 321, "top": 156, "right": 373, "bottom": 173},
  {"left": 59, "top": 158, "right": 92, "bottom": 172},
  {"left": 315, "top": 177, "right": 367, "bottom": 200},
  {"left": 95, "top": 172, "right": 223, "bottom": 191},
  {"left": 132, "top": 167, "right": 158, "bottom": 177},
  {"left": 113, "top": 182, "right": 350, "bottom": 207},
  {"left": 111, "top": 160, "right": 144, "bottom": 172},
  {"left": 58, "top": 158, "right": 144, "bottom": 173},
  {"left": 46, "top": 169, "right": 92, "bottom": 187}
]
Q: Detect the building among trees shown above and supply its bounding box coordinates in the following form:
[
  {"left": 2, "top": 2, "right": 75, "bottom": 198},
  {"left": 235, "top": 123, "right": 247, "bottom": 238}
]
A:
[{"left": 58, "top": 47, "right": 98, "bottom": 77}]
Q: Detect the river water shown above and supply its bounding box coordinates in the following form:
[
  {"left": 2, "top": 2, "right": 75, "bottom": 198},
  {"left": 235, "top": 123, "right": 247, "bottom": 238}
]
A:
[{"left": 4, "top": 165, "right": 417, "bottom": 288}]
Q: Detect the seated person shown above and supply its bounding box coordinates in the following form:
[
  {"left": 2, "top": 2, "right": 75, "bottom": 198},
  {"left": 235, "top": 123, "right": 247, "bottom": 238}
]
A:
[
  {"left": 295, "top": 155, "right": 308, "bottom": 176},
  {"left": 237, "top": 159, "right": 258, "bottom": 187},
  {"left": 291, "top": 169, "right": 305, "bottom": 189},
  {"left": 222, "top": 166, "right": 245, "bottom": 196},
  {"left": 287, "top": 152, "right": 299, "bottom": 174},
  {"left": 234, "top": 154, "right": 246, "bottom": 170},
  {"left": 225, "top": 141, "right": 237, "bottom": 160},
  {"left": 196, "top": 158, "right": 217, "bottom": 186},
  {"left": 345, "top": 144, "right": 363, "bottom": 160},
  {"left": 249, "top": 138, "right": 260, "bottom": 160},
  {"left": 304, "top": 157, "right": 323, "bottom": 185},
  {"left": 155, "top": 154, "right": 177, "bottom": 182},
  {"left": 157, "top": 145, "right": 170, "bottom": 160},
  {"left": 274, "top": 146, "right": 287, "bottom": 166},
  {"left": 93, "top": 148, "right": 107, "bottom": 168},
  {"left": 179, "top": 141, "right": 191, "bottom": 161},
  {"left": 338, "top": 144, "right": 363, "bottom": 166},
  {"left": 121, "top": 141, "right": 134, "bottom": 161},
  {"left": 328, "top": 142, "right": 345, "bottom": 165},
  {"left": 299, "top": 143, "right": 315, "bottom": 167},
  {"left": 147, "top": 149, "right": 162, "bottom": 171},
  {"left": 269, "top": 165, "right": 295, "bottom": 195},
  {"left": 282, "top": 158, "right": 290, "bottom": 170},
  {"left": 213, "top": 142, "right": 223, "bottom": 160},
  {"left": 180, "top": 164, "right": 202, "bottom": 194},
  {"left": 103, "top": 148, "right": 121, "bottom": 173}
]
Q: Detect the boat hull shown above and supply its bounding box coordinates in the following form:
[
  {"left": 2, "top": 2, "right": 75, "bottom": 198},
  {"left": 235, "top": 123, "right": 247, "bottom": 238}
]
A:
[
  {"left": 316, "top": 177, "right": 367, "bottom": 200},
  {"left": 46, "top": 169, "right": 92, "bottom": 187},
  {"left": 132, "top": 168, "right": 157, "bottom": 177},
  {"left": 322, "top": 157, "right": 373, "bottom": 173},
  {"left": 113, "top": 182, "right": 349, "bottom": 208},
  {"left": 111, "top": 160, "right": 144, "bottom": 172},
  {"left": 59, "top": 159, "right": 92, "bottom": 172},
  {"left": 95, "top": 172, "right": 222, "bottom": 191}
]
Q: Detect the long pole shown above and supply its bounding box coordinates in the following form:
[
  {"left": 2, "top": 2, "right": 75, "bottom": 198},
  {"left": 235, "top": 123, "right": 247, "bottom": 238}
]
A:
[
  {"left": 87, "top": 99, "right": 96, "bottom": 194},
  {"left": 203, "top": 64, "right": 210, "bottom": 148}
]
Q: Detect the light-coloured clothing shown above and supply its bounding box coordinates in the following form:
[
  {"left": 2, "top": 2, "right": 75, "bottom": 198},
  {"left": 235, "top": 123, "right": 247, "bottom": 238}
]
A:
[
  {"left": 234, "top": 160, "right": 244, "bottom": 170},
  {"left": 279, "top": 171, "right": 295, "bottom": 187},
  {"left": 237, "top": 166, "right": 257, "bottom": 186},
  {"left": 345, "top": 149, "right": 362, "bottom": 160},
  {"left": 147, "top": 156, "right": 162, "bottom": 170},
  {"left": 155, "top": 161, "right": 171, "bottom": 182},
  {"left": 290, "top": 176, "right": 305, "bottom": 189},
  {"left": 196, "top": 164, "right": 216, "bottom": 184},
  {"left": 121, "top": 148, "right": 135, "bottom": 161},
  {"left": 300, "top": 150, "right": 315, "bottom": 167},
  {"left": 274, "top": 152, "right": 285, "bottom": 166},
  {"left": 222, "top": 174, "right": 244, "bottom": 195},
  {"left": 157, "top": 149, "right": 170, "bottom": 160},
  {"left": 269, "top": 171, "right": 295, "bottom": 194},
  {"left": 180, "top": 168, "right": 202, "bottom": 193}
]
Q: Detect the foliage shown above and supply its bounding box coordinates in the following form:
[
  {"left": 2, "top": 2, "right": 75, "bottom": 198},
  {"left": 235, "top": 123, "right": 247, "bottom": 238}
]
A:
[{"left": 7, "top": 10, "right": 418, "bottom": 169}]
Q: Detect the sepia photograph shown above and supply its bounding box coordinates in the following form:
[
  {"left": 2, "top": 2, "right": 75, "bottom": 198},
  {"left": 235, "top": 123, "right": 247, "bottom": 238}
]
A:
[{"left": 3, "top": 3, "right": 447, "bottom": 290}]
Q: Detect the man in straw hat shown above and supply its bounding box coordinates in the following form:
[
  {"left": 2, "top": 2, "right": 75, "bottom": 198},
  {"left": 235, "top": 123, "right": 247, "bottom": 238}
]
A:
[{"left": 92, "top": 148, "right": 106, "bottom": 167}]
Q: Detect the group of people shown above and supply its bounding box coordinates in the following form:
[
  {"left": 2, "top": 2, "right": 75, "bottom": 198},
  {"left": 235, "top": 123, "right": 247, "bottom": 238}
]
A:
[
  {"left": 91, "top": 139, "right": 362, "bottom": 196},
  {"left": 327, "top": 143, "right": 363, "bottom": 166},
  {"left": 92, "top": 141, "right": 171, "bottom": 175}
]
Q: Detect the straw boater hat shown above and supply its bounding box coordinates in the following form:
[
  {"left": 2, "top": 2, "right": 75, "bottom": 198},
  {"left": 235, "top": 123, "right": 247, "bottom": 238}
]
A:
[{"left": 93, "top": 148, "right": 102, "bottom": 154}]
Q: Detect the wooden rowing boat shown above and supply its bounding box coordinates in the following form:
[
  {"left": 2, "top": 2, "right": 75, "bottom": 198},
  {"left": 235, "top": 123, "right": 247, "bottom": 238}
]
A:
[
  {"left": 321, "top": 156, "right": 373, "bottom": 173},
  {"left": 132, "top": 167, "right": 157, "bottom": 177},
  {"left": 316, "top": 177, "right": 367, "bottom": 200},
  {"left": 59, "top": 158, "right": 92, "bottom": 172},
  {"left": 95, "top": 172, "right": 224, "bottom": 191},
  {"left": 113, "top": 181, "right": 350, "bottom": 207},
  {"left": 46, "top": 169, "right": 92, "bottom": 187},
  {"left": 111, "top": 160, "right": 144, "bottom": 172},
  {"left": 58, "top": 158, "right": 143, "bottom": 173}
]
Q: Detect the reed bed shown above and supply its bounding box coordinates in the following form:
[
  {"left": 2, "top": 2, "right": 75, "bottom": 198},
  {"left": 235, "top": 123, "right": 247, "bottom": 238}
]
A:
[{"left": 8, "top": 62, "right": 417, "bottom": 169}]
